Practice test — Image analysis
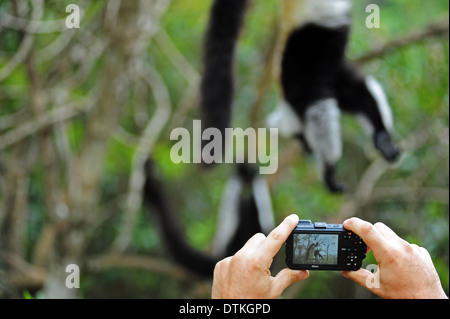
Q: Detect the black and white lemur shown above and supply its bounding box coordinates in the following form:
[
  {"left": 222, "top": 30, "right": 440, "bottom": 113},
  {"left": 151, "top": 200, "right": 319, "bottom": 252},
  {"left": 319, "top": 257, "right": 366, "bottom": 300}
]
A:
[
  {"left": 144, "top": 0, "right": 401, "bottom": 278},
  {"left": 202, "top": 0, "right": 400, "bottom": 193}
]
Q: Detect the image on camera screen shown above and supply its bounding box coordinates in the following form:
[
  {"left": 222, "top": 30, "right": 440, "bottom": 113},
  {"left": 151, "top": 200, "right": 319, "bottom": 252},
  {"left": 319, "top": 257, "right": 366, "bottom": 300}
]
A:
[{"left": 293, "top": 234, "right": 339, "bottom": 265}]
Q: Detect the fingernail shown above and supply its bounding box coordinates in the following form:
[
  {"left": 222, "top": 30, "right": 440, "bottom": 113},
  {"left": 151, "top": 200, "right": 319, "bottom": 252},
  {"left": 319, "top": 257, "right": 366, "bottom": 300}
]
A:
[
  {"left": 287, "top": 214, "right": 299, "bottom": 223},
  {"left": 299, "top": 271, "right": 309, "bottom": 280}
]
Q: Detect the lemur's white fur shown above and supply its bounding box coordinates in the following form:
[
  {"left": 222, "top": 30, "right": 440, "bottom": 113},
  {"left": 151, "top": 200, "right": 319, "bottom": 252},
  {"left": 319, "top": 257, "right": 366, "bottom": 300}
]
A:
[
  {"left": 366, "top": 76, "right": 394, "bottom": 132},
  {"left": 304, "top": 99, "right": 343, "bottom": 166},
  {"left": 213, "top": 176, "right": 241, "bottom": 257},
  {"left": 357, "top": 77, "right": 394, "bottom": 136},
  {"left": 252, "top": 176, "right": 275, "bottom": 234},
  {"left": 267, "top": 98, "right": 342, "bottom": 168},
  {"left": 213, "top": 174, "right": 275, "bottom": 258},
  {"left": 287, "top": 0, "right": 352, "bottom": 30},
  {"left": 267, "top": 100, "right": 303, "bottom": 137}
]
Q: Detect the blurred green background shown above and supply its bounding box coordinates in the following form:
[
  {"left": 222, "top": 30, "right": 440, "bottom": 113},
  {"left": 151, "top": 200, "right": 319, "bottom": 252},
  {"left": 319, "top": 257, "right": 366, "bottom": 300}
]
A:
[{"left": 0, "top": 0, "right": 448, "bottom": 299}]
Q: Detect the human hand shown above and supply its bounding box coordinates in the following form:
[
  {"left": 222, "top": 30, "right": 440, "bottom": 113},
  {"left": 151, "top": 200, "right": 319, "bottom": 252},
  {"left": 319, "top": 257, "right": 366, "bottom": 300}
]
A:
[
  {"left": 212, "top": 214, "right": 309, "bottom": 299},
  {"left": 342, "top": 217, "right": 447, "bottom": 299}
]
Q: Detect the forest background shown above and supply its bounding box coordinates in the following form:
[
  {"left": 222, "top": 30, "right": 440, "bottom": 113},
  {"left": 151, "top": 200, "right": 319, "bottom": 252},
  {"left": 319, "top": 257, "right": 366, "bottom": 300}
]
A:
[{"left": 0, "top": 0, "right": 448, "bottom": 299}]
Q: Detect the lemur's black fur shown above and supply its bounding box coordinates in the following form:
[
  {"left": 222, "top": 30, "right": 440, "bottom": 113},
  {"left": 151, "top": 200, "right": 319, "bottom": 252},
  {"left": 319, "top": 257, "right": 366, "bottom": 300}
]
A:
[
  {"left": 200, "top": 0, "right": 400, "bottom": 192},
  {"left": 281, "top": 24, "right": 350, "bottom": 115},
  {"left": 335, "top": 61, "right": 400, "bottom": 162},
  {"left": 200, "top": 0, "right": 250, "bottom": 159}
]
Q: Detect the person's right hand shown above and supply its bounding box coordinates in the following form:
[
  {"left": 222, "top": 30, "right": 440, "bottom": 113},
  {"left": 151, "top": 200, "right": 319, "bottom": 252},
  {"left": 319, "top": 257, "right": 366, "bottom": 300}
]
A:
[{"left": 342, "top": 218, "right": 447, "bottom": 299}]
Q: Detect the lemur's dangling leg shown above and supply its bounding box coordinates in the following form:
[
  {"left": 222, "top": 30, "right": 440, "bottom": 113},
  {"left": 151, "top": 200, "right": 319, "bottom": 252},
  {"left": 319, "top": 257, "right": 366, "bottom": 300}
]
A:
[
  {"left": 303, "top": 99, "right": 344, "bottom": 193},
  {"left": 336, "top": 62, "right": 401, "bottom": 162}
]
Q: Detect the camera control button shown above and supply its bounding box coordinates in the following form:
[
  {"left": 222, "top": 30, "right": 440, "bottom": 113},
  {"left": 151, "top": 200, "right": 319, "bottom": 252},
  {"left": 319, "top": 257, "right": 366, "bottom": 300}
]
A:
[{"left": 314, "top": 222, "right": 327, "bottom": 229}]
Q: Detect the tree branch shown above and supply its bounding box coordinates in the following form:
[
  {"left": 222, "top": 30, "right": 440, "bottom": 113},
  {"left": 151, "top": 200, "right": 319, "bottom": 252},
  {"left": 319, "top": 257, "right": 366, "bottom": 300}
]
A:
[
  {"left": 87, "top": 253, "right": 199, "bottom": 282},
  {"left": 0, "top": 0, "right": 43, "bottom": 82},
  {"left": 355, "top": 18, "right": 449, "bottom": 64},
  {"left": 0, "top": 102, "right": 93, "bottom": 152},
  {"left": 369, "top": 186, "right": 449, "bottom": 205},
  {"left": 155, "top": 29, "right": 200, "bottom": 129},
  {"left": 0, "top": 252, "right": 47, "bottom": 290},
  {"left": 112, "top": 62, "right": 172, "bottom": 252}
]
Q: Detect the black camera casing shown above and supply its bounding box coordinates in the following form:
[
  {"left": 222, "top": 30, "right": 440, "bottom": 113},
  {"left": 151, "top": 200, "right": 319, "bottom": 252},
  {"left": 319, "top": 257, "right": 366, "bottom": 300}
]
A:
[{"left": 286, "top": 220, "right": 367, "bottom": 271}]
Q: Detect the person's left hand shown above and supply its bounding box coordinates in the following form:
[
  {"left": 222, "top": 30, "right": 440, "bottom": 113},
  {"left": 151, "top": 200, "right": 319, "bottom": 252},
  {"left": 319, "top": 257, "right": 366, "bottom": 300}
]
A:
[{"left": 212, "top": 214, "right": 309, "bottom": 299}]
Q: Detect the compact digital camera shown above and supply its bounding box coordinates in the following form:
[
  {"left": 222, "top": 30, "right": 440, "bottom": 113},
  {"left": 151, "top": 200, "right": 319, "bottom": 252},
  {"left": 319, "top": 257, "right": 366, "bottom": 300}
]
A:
[{"left": 286, "top": 220, "right": 367, "bottom": 271}]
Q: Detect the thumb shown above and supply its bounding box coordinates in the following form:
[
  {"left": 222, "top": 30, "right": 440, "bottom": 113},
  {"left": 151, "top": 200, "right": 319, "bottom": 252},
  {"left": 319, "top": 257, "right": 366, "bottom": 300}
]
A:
[
  {"left": 342, "top": 268, "right": 373, "bottom": 289},
  {"left": 271, "top": 268, "right": 309, "bottom": 298}
]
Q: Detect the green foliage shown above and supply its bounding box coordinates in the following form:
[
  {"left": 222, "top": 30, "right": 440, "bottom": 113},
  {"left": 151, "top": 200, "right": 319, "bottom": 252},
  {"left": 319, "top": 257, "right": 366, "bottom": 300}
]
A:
[{"left": 0, "top": 0, "right": 448, "bottom": 299}]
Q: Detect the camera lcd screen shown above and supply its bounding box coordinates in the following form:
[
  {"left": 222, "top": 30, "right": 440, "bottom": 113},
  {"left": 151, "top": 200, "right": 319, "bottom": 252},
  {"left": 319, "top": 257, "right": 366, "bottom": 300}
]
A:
[{"left": 293, "top": 233, "right": 339, "bottom": 265}]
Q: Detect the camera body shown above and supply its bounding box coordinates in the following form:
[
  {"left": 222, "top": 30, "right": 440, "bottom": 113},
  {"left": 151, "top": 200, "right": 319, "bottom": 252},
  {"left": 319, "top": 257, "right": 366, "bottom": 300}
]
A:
[{"left": 286, "top": 220, "right": 367, "bottom": 271}]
